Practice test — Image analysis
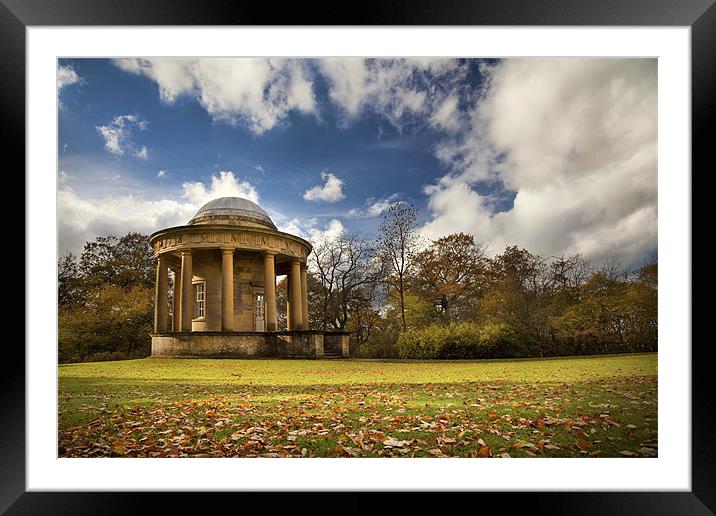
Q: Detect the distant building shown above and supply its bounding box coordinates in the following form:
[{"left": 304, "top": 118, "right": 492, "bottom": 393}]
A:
[{"left": 149, "top": 197, "right": 348, "bottom": 358}]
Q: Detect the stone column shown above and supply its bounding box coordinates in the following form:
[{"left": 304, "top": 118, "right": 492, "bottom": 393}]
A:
[
  {"left": 264, "top": 252, "right": 277, "bottom": 331},
  {"left": 300, "top": 263, "right": 309, "bottom": 330},
  {"left": 221, "top": 248, "right": 234, "bottom": 331},
  {"left": 179, "top": 250, "right": 193, "bottom": 332},
  {"left": 290, "top": 259, "right": 304, "bottom": 330},
  {"left": 154, "top": 256, "right": 169, "bottom": 333},
  {"left": 171, "top": 268, "right": 180, "bottom": 332}
]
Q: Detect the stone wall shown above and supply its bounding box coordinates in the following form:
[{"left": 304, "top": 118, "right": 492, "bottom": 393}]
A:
[{"left": 151, "top": 331, "right": 348, "bottom": 358}]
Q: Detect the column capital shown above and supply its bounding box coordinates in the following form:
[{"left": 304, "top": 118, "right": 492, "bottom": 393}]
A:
[
  {"left": 264, "top": 251, "right": 277, "bottom": 258},
  {"left": 220, "top": 247, "right": 235, "bottom": 254},
  {"left": 180, "top": 250, "right": 193, "bottom": 257}
]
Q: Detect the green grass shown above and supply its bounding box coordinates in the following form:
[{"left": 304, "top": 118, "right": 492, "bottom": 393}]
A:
[{"left": 58, "top": 353, "right": 657, "bottom": 458}]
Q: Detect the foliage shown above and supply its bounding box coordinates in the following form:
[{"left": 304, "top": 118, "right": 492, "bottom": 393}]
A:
[
  {"left": 59, "top": 284, "right": 153, "bottom": 363},
  {"left": 411, "top": 233, "right": 489, "bottom": 322},
  {"left": 549, "top": 268, "right": 657, "bottom": 354},
  {"left": 57, "top": 226, "right": 657, "bottom": 363},
  {"left": 58, "top": 232, "right": 156, "bottom": 363},
  {"left": 396, "top": 321, "right": 527, "bottom": 359},
  {"left": 58, "top": 354, "right": 658, "bottom": 458}
]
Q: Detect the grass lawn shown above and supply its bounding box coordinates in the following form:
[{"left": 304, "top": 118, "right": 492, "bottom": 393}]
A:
[{"left": 58, "top": 353, "right": 657, "bottom": 458}]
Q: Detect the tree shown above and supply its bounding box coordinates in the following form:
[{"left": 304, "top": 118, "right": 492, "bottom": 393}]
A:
[
  {"left": 549, "top": 253, "right": 592, "bottom": 315},
  {"left": 478, "top": 246, "right": 553, "bottom": 353},
  {"left": 276, "top": 277, "right": 288, "bottom": 330},
  {"left": 58, "top": 232, "right": 156, "bottom": 362},
  {"left": 309, "top": 233, "right": 383, "bottom": 332},
  {"left": 411, "top": 233, "right": 489, "bottom": 322},
  {"left": 378, "top": 202, "right": 420, "bottom": 333},
  {"left": 58, "top": 251, "right": 81, "bottom": 306},
  {"left": 549, "top": 258, "right": 657, "bottom": 354},
  {"left": 78, "top": 232, "right": 155, "bottom": 291},
  {"left": 59, "top": 284, "right": 153, "bottom": 362}
]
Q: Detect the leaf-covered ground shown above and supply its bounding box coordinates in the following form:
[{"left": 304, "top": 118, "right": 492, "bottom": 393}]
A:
[{"left": 58, "top": 353, "right": 657, "bottom": 458}]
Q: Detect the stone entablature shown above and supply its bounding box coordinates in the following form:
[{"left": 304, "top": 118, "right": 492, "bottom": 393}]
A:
[{"left": 149, "top": 225, "right": 311, "bottom": 260}]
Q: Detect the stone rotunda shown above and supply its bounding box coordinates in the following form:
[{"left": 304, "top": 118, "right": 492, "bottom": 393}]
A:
[{"left": 149, "top": 197, "right": 349, "bottom": 358}]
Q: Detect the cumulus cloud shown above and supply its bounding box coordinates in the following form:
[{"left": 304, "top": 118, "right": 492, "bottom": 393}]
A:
[
  {"left": 303, "top": 172, "right": 345, "bottom": 203},
  {"left": 58, "top": 188, "right": 196, "bottom": 255},
  {"left": 58, "top": 170, "right": 261, "bottom": 255},
  {"left": 346, "top": 195, "right": 400, "bottom": 219},
  {"left": 95, "top": 114, "right": 150, "bottom": 159},
  {"left": 278, "top": 217, "right": 344, "bottom": 245},
  {"left": 430, "top": 95, "right": 461, "bottom": 132},
  {"left": 57, "top": 65, "right": 83, "bottom": 108},
  {"left": 112, "top": 58, "right": 317, "bottom": 134},
  {"left": 319, "top": 58, "right": 467, "bottom": 130},
  {"left": 181, "top": 170, "right": 259, "bottom": 206},
  {"left": 422, "top": 58, "right": 657, "bottom": 265},
  {"left": 110, "top": 57, "right": 468, "bottom": 135},
  {"left": 57, "top": 65, "right": 82, "bottom": 91}
]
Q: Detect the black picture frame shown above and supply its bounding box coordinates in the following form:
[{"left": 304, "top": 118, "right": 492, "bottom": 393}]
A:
[{"left": 3, "top": 0, "right": 711, "bottom": 513}]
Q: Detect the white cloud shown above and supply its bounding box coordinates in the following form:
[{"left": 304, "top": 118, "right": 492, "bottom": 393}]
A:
[
  {"left": 319, "top": 58, "right": 466, "bottom": 130},
  {"left": 346, "top": 195, "right": 399, "bottom": 219},
  {"left": 157, "top": 170, "right": 167, "bottom": 178},
  {"left": 58, "top": 170, "right": 72, "bottom": 185},
  {"left": 430, "top": 95, "right": 461, "bottom": 132},
  {"left": 319, "top": 59, "right": 368, "bottom": 117},
  {"left": 422, "top": 58, "right": 657, "bottom": 265},
  {"left": 96, "top": 114, "right": 150, "bottom": 159},
  {"left": 303, "top": 172, "right": 345, "bottom": 203},
  {"left": 58, "top": 170, "right": 262, "bottom": 255},
  {"left": 135, "top": 146, "right": 149, "bottom": 160},
  {"left": 58, "top": 187, "right": 196, "bottom": 256},
  {"left": 57, "top": 65, "right": 83, "bottom": 108},
  {"left": 112, "top": 58, "right": 317, "bottom": 135},
  {"left": 278, "top": 217, "right": 344, "bottom": 245},
  {"left": 181, "top": 171, "right": 259, "bottom": 206}
]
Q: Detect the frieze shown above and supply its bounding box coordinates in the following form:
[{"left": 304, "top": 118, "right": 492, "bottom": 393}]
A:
[{"left": 153, "top": 229, "right": 309, "bottom": 258}]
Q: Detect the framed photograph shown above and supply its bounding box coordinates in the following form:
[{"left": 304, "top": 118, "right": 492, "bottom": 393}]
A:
[{"left": 6, "top": 0, "right": 712, "bottom": 512}]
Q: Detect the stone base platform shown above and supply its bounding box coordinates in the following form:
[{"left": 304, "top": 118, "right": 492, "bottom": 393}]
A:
[{"left": 150, "top": 330, "right": 350, "bottom": 358}]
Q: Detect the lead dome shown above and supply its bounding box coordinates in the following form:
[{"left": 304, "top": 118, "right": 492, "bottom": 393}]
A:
[{"left": 188, "top": 196, "right": 276, "bottom": 230}]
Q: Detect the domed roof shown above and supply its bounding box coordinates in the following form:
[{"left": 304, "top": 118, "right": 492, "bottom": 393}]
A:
[{"left": 188, "top": 197, "right": 276, "bottom": 229}]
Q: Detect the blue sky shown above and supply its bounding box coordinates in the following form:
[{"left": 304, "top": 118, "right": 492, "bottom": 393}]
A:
[{"left": 57, "top": 58, "right": 657, "bottom": 266}]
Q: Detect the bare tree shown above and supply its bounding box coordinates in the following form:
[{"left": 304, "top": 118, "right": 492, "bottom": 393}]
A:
[
  {"left": 309, "top": 233, "right": 383, "bottom": 331},
  {"left": 378, "top": 202, "right": 420, "bottom": 332}
]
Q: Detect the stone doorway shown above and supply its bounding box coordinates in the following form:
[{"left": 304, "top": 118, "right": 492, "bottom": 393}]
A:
[{"left": 255, "top": 293, "right": 265, "bottom": 331}]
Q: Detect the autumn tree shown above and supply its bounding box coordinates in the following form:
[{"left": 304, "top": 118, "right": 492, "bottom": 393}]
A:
[
  {"left": 411, "top": 233, "right": 489, "bottom": 322},
  {"left": 58, "top": 232, "right": 156, "bottom": 362},
  {"left": 378, "top": 202, "right": 420, "bottom": 333},
  {"left": 478, "top": 246, "right": 553, "bottom": 353},
  {"left": 548, "top": 253, "right": 592, "bottom": 314},
  {"left": 549, "top": 257, "right": 657, "bottom": 354}
]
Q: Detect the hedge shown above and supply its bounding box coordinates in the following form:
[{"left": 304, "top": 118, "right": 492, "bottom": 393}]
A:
[{"left": 396, "top": 322, "right": 529, "bottom": 359}]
